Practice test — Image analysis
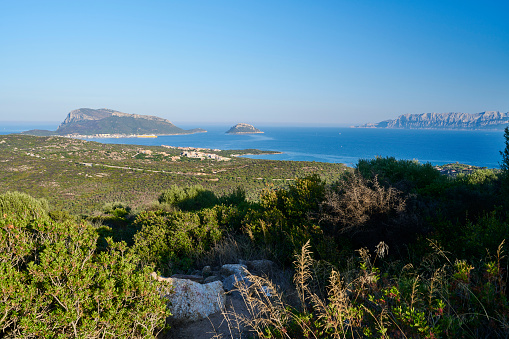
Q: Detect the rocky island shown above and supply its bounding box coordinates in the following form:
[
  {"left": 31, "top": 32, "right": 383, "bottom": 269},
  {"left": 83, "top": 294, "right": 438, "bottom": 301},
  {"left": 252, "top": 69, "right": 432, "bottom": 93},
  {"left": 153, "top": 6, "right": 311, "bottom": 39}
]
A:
[
  {"left": 358, "top": 111, "right": 509, "bottom": 130},
  {"left": 226, "top": 123, "right": 263, "bottom": 134},
  {"left": 21, "top": 108, "right": 206, "bottom": 137}
]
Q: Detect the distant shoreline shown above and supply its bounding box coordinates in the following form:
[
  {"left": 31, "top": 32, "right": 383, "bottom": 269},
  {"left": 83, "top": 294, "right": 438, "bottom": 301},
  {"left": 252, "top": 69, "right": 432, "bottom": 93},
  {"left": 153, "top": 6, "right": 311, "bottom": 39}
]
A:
[
  {"left": 226, "top": 131, "right": 264, "bottom": 135},
  {"left": 64, "top": 130, "right": 208, "bottom": 139},
  {"left": 353, "top": 126, "right": 506, "bottom": 131}
]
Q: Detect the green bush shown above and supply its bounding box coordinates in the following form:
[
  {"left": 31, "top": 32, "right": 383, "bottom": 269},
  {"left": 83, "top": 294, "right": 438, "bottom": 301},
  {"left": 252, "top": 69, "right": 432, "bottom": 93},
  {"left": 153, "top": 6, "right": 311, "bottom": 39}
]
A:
[
  {"left": 0, "top": 191, "right": 49, "bottom": 220},
  {"left": 0, "top": 210, "right": 168, "bottom": 338},
  {"left": 158, "top": 185, "right": 219, "bottom": 211},
  {"left": 103, "top": 201, "right": 132, "bottom": 218},
  {"left": 357, "top": 156, "right": 441, "bottom": 192},
  {"left": 132, "top": 209, "right": 224, "bottom": 275}
]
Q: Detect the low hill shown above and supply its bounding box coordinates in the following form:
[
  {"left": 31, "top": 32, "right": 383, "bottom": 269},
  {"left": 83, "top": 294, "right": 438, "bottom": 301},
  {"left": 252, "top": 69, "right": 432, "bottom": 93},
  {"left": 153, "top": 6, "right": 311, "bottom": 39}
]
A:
[
  {"left": 54, "top": 108, "right": 205, "bottom": 136},
  {"left": 226, "top": 123, "right": 263, "bottom": 134},
  {"left": 358, "top": 111, "right": 509, "bottom": 129}
]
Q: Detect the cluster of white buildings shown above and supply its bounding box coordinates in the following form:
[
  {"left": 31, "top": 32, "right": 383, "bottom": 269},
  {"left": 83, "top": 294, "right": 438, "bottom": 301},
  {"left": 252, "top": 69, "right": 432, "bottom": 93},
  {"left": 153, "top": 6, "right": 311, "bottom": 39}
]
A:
[{"left": 180, "top": 151, "right": 230, "bottom": 161}]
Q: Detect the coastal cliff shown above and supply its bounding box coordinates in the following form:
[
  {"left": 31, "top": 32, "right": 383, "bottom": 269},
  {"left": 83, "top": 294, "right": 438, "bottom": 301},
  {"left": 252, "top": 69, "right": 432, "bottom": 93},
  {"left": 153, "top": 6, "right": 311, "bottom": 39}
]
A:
[
  {"left": 359, "top": 111, "right": 509, "bottom": 129},
  {"left": 54, "top": 108, "right": 205, "bottom": 136}
]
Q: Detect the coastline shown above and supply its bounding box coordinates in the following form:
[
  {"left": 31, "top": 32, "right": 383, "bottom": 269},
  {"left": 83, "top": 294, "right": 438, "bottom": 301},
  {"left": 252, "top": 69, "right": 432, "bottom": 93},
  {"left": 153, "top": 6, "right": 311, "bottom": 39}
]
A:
[
  {"left": 226, "top": 131, "right": 264, "bottom": 135},
  {"left": 65, "top": 130, "right": 208, "bottom": 139},
  {"left": 353, "top": 126, "right": 506, "bottom": 131}
]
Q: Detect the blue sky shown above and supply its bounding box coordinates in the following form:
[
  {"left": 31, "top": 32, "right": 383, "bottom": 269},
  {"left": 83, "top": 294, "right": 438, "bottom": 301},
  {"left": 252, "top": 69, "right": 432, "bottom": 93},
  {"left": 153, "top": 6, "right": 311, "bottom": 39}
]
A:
[{"left": 1, "top": 0, "right": 508, "bottom": 126}]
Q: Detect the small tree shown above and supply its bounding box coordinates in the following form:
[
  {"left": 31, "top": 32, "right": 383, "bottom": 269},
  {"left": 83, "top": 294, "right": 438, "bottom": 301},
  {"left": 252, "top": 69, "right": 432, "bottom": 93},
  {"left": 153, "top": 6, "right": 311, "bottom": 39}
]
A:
[
  {"left": 500, "top": 126, "right": 509, "bottom": 203},
  {"left": 500, "top": 126, "right": 509, "bottom": 172}
]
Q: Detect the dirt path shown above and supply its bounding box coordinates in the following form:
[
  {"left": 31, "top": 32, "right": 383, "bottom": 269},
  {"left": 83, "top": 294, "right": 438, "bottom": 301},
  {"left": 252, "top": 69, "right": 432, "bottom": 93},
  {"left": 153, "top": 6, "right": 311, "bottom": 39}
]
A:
[{"left": 162, "top": 294, "right": 251, "bottom": 339}]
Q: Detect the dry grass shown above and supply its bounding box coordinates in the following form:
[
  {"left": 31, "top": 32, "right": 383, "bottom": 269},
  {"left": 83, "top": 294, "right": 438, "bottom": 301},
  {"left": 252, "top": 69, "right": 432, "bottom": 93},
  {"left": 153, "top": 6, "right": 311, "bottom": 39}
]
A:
[{"left": 222, "top": 239, "right": 509, "bottom": 338}]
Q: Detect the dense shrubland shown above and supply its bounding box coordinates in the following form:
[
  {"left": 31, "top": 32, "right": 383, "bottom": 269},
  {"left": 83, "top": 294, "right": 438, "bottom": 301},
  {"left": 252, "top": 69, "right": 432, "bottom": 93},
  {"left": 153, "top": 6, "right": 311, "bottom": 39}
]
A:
[
  {"left": 0, "top": 192, "right": 169, "bottom": 338},
  {"left": 1, "top": 131, "right": 509, "bottom": 337}
]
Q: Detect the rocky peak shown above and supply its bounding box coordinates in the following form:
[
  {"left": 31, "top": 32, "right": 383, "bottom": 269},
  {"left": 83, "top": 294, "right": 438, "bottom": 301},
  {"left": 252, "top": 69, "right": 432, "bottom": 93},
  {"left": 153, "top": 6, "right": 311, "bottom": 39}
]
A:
[
  {"left": 226, "top": 123, "right": 263, "bottom": 134},
  {"left": 60, "top": 108, "right": 173, "bottom": 128}
]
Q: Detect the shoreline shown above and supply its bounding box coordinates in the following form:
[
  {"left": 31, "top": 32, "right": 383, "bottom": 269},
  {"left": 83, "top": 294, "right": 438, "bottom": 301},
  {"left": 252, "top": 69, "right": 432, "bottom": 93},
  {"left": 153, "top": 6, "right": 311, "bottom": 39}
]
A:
[{"left": 66, "top": 130, "right": 208, "bottom": 139}]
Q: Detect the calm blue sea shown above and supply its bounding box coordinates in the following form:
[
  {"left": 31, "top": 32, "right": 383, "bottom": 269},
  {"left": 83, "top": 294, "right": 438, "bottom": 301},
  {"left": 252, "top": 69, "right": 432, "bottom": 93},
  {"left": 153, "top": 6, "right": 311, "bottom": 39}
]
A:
[{"left": 1, "top": 123, "right": 506, "bottom": 168}]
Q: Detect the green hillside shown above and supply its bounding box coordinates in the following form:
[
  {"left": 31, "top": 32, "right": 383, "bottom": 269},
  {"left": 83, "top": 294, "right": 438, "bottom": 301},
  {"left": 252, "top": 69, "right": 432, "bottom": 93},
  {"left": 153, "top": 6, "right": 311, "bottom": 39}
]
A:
[{"left": 56, "top": 116, "right": 192, "bottom": 135}]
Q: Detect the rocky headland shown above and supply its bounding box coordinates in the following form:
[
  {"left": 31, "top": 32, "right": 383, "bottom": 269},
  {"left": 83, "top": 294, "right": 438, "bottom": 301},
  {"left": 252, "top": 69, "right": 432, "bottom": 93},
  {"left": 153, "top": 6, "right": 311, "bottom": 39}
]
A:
[
  {"left": 358, "top": 111, "right": 509, "bottom": 129},
  {"left": 21, "top": 108, "right": 206, "bottom": 137}
]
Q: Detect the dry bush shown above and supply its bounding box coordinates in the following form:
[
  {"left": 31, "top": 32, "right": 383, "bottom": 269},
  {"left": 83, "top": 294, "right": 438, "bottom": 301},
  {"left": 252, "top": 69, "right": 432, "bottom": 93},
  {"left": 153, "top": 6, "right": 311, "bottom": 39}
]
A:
[
  {"left": 321, "top": 173, "right": 406, "bottom": 233},
  {"left": 320, "top": 173, "right": 422, "bottom": 250}
]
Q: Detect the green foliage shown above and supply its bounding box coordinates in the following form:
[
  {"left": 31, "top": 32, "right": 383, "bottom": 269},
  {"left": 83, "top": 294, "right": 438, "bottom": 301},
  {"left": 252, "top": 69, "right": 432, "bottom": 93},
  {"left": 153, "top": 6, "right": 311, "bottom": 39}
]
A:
[
  {"left": 261, "top": 174, "right": 326, "bottom": 224},
  {"left": 500, "top": 126, "right": 509, "bottom": 173},
  {"left": 103, "top": 201, "right": 132, "bottom": 218},
  {"left": 237, "top": 241, "right": 509, "bottom": 338},
  {"left": 239, "top": 175, "right": 328, "bottom": 263},
  {"left": 456, "top": 168, "right": 498, "bottom": 186},
  {"left": 357, "top": 156, "right": 442, "bottom": 191},
  {"left": 427, "top": 211, "right": 509, "bottom": 259},
  {"left": 0, "top": 134, "right": 346, "bottom": 214},
  {"left": 0, "top": 207, "right": 168, "bottom": 338},
  {"left": 500, "top": 126, "right": 509, "bottom": 202},
  {"left": 158, "top": 185, "right": 219, "bottom": 211},
  {"left": 132, "top": 209, "right": 224, "bottom": 275},
  {"left": 0, "top": 191, "right": 49, "bottom": 220},
  {"left": 219, "top": 187, "right": 248, "bottom": 206}
]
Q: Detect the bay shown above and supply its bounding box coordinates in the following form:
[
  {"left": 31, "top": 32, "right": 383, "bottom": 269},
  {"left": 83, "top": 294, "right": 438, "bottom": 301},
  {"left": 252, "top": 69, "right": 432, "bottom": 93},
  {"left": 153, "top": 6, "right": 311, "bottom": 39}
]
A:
[
  {"left": 88, "top": 126, "right": 505, "bottom": 168},
  {"left": 1, "top": 123, "right": 505, "bottom": 168}
]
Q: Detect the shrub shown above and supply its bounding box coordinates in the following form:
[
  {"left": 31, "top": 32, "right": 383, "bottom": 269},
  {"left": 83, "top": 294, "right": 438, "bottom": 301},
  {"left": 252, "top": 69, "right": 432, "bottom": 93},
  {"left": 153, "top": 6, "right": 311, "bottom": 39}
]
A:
[
  {"left": 320, "top": 173, "right": 421, "bottom": 250},
  {"left": 0, "top": 210, "right": 168, "bottom": 338},
  {"left": 158, "top": 185, "right": 218, "bottom": 211},
  {"left": 357, "top": 156, "right": 441, "bottom": 192},
  {"left": 219, "top": 187, "right": 248, "bottom": 206},
  {"left": 0, "top": 191, "right": 49, "bottom": 220},
  {"left": 103, "top": 201, "right": 132, "bottom": 218},
  {"left": 132, "top": 209, "right": 224, "bottom": 275}
]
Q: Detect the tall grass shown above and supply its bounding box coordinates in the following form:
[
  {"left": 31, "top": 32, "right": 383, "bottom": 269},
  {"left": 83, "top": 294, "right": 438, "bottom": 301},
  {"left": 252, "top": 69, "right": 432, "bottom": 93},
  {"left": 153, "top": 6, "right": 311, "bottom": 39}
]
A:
[{"left": 228, "top": 240, "right": 509, "bottom": 338}]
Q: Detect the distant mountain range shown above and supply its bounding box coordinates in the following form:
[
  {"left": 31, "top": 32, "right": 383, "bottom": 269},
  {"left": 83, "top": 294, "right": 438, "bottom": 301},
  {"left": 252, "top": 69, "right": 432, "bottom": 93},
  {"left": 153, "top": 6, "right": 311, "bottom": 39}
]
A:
[
  {"left": 358, "top": 111, "right": 509, "bottom": 129},
  {"left": 22, "top": 108, "right": 205, "bottom": 136},
  {"left": 226, "top": 123, "right": 263, "bottom": 134}
]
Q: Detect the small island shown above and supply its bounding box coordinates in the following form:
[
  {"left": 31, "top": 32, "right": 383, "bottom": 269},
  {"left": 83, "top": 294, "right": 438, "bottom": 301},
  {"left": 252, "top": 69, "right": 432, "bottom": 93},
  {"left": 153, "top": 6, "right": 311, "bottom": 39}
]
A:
[{"left": 226, "top": 123, "right": 263, "bottom": 134}]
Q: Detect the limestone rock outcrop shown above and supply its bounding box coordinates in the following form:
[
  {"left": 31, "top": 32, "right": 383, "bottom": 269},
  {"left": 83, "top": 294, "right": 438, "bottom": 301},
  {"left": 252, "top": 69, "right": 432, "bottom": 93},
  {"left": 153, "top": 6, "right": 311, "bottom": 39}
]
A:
[
  {"left": 359, "top": 111, "right": 509, "bottom": 130},
  {"left": 152, "top": 273, "right": 226, "bottom": 322}
]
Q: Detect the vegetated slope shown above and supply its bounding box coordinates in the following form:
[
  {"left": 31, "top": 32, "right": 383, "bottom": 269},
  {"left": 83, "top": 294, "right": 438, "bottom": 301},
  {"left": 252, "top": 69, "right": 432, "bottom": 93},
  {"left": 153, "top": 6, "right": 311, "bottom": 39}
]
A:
[
  {"left": 359, "top": 111, "right": 509, "bottom": 129},
  {"left": 226, "top": 123, "right": 263, "bottom": 134},
  {"left": 2, "top": 132, "right": 509, "bottom": 338},
  {"left": 55, "top": 108, "right": 205, "bottom": 135},
  {"left": 0, "top": 134, "right": 347, "bottom": 213}
]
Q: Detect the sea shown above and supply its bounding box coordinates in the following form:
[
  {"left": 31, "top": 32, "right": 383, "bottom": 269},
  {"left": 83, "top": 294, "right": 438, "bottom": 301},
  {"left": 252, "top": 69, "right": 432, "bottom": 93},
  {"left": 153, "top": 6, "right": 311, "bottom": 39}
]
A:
[{"left": 1, "top": 123, "right": 506, "bottom": 168}]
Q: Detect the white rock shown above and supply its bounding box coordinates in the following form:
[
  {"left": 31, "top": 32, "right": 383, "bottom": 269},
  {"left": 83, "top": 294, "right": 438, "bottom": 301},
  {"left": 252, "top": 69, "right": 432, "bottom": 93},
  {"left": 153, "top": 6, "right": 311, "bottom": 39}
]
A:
[{"left": 152, "top": 273, "right": 225, "bottom": 322}]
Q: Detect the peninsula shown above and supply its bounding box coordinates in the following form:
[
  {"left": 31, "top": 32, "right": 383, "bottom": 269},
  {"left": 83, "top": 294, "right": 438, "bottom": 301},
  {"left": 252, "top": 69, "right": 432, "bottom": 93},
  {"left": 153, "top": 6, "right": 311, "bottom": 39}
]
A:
[
  {"left": 21, "top": 108, "right": 206, "bottom": 137},
  {"left": 226, "top": 123, "right": 263, "bottom": 134},
  {"left": 358, "top": 111, "right": 509, "bottom": 130}
]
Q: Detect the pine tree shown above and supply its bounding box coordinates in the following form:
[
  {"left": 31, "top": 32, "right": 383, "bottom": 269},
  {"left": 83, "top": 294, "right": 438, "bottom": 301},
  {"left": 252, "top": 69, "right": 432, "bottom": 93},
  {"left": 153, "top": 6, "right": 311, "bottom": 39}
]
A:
[
  {"left": 500, "top": 126, "right": 509, "bottom": 202},
  {"left": 500, "top": 126, "right": 509, "bottom": 172}
]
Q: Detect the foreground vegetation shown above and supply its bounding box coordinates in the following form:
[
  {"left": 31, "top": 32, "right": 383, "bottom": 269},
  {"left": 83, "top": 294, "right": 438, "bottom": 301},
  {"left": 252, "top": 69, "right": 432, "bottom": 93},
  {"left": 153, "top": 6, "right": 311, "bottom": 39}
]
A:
[{"left": 1, "top": 133, "right": 508, "bottom": 338}]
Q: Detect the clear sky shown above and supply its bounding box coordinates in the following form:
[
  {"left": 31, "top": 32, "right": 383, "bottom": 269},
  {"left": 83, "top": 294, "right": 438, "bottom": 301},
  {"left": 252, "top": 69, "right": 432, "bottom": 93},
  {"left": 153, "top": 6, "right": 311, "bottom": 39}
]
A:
[{"left": 1, "top": 0, "right": 508, "bottom": 126}]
